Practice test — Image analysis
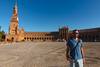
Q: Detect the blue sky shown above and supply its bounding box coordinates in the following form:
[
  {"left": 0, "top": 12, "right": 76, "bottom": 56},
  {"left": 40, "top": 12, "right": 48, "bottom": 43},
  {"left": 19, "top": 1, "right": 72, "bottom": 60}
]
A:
[{"left": 0, "top": 0, "right": 100, "bottom": 32}]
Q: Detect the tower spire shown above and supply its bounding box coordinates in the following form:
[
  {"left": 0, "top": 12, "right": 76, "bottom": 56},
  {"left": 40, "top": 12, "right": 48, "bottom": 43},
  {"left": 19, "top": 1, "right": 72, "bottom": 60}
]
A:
[
  {"left": 9, "top": 0, "right": 19, "bottom": 35},
  {"left": 13, "top": 0, "right": 18, "bottom": 16},
  {"left": 11, "top": 0, "right": 19, "bottom": 22},
  {"left": 15, "top": 0, "right": 18, "bottom": 9}
]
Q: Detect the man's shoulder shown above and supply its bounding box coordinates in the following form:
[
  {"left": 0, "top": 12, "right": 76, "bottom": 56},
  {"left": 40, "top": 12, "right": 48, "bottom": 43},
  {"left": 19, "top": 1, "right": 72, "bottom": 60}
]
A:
[
  {"left": 79, "top": 39, "right": 83, "bottom": 43},
  {"left": 67, "top": 38, "right": 74, "bottom": 45},
  {"left": 66, "top": 38, "right": 72, "bottom": 45}
]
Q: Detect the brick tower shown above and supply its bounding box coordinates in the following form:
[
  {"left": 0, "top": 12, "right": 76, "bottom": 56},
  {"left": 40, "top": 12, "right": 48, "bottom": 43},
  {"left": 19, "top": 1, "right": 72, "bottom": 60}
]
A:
[
  {"left": 9, "top": 3, "right": 18, "bottom": 35},
  {"left": 5, "top": 1, "right": 25, "bottom": 42},
  {"left": 5, "top": 3, "right": 19, "bottom": 42}
]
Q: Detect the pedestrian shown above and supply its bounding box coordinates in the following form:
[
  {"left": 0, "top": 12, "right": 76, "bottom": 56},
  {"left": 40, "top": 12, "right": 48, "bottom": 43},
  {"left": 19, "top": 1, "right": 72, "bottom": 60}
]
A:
[{"left": 66, "top": 29, "right": 85, "bottom": 67}]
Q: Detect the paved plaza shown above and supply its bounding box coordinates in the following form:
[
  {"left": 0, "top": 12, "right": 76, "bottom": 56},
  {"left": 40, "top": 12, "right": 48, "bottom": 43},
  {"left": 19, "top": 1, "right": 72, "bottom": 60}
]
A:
[{"left": 0, "top": 42, "right": 100, "bottom": 67}]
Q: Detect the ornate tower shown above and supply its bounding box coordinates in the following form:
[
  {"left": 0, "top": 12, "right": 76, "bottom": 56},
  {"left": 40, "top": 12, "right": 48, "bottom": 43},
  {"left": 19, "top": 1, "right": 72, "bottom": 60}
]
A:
[
  {"left": 5, "top": 1, "right": 25, "bottom": 42},
  {"left": 9, "top": 3, "right": 19, "bottom": 35}
]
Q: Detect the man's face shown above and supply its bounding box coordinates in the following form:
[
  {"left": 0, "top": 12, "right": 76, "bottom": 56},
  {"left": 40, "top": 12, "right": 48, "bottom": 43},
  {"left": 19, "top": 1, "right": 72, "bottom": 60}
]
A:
[
  {"left": 72, "top": 32, "right": 79, "bottom": 38},
  {"left": 75, "top": 33, "right": 79, "bottom": 38}
]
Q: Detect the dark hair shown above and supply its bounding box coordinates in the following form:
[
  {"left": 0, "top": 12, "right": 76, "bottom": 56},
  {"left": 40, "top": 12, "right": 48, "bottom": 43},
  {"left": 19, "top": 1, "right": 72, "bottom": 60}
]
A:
[{"left": 72, "top": 29, "right": 79, "bottom": 34}]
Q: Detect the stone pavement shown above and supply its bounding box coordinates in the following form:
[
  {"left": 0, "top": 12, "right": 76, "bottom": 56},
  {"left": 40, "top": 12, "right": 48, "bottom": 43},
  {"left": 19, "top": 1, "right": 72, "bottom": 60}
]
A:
[
  {"left": 0, "top": 42, "right": 100, "bottom": 67},
  {"left": 0, "top": 42, "right": 67, "bottom": 67}
]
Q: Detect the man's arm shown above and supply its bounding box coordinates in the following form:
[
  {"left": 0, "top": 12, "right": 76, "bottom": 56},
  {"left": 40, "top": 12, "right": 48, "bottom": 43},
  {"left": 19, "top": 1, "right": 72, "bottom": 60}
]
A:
[
  {"left": 80, "top": 39, "right": 85, "bottom": 63},
  {"left": 66, "top": 45, "right": 71, "bottom": 61},
  {"left": 81, "top": 47, "right": 85, "bottom": 63}
]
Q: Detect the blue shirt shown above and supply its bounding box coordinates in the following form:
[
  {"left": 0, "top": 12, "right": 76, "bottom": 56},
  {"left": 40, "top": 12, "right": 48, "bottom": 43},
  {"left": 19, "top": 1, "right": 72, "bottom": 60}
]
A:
[{"left": 67, "top": 38, "right": 83, "bottom": 60}]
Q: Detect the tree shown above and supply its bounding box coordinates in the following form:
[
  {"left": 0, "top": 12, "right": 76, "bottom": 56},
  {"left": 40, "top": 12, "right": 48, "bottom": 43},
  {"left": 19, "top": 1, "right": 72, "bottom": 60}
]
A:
[
  {"left": 0, "top": 27, "right": 5, "bottom": 41},
  {"left": 0, "top": 26, "right": 1, "bottom": 32}
]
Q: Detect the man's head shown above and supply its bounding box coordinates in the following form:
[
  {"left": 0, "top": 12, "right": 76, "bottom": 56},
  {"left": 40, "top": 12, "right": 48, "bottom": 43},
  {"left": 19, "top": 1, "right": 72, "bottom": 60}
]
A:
[{"left": 72, "top": 29, "right": 79, "bottom": 38}]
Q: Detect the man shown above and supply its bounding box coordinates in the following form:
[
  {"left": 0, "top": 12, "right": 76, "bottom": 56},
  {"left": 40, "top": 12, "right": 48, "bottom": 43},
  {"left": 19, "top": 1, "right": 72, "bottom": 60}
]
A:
[{"left": 66, "top": 30, "right": 85, "bottom": 67}]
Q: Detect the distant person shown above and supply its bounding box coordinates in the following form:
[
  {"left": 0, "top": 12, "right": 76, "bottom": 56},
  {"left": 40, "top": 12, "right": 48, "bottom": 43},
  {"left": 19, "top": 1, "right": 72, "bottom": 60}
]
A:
[{"left": 66, "top": 30, "right": 85, "bottom": 67}]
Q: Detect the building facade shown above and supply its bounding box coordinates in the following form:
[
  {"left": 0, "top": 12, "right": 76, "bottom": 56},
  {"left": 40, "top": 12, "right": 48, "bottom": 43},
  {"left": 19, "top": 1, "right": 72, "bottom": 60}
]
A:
[
  {"left": 5, "top": 4, "right": 100, "bottom": 42},
  {"left": 5, "top": 3, "right": 68, "bottom": 42},
  {"left": 79, "top": 28, "right": 100, "bottom": 42}
]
